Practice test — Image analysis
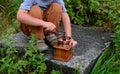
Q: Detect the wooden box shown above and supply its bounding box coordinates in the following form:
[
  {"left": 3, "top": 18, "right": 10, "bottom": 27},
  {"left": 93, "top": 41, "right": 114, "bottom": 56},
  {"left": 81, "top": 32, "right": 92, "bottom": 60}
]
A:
[
  {"left": 54, "top": 45, "right": 72, "bottom": 62},
  {"left": 53, "top": 35, "right": 73, "bottom": 62}
]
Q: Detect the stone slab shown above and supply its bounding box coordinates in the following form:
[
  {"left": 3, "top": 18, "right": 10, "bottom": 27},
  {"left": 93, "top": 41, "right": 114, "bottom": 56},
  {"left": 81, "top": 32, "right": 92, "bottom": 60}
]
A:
[{"left": 0, "top": 25, "right": 112, "bottom": 74}]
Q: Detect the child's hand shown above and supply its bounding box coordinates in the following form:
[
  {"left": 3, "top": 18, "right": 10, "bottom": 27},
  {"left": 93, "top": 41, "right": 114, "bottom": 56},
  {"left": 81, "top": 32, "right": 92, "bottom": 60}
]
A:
[
  {"left": 69, "top": 38, "right": 77, "bottom": 47},
  {"left": 44, "top": 22, "right": 56, "bottom": 31}
]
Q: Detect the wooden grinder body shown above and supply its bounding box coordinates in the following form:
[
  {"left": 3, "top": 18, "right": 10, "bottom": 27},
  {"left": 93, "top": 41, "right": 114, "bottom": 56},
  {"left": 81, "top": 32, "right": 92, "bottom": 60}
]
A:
[{"left": 53, "top": 36, "right": 72, "bottom": 62}]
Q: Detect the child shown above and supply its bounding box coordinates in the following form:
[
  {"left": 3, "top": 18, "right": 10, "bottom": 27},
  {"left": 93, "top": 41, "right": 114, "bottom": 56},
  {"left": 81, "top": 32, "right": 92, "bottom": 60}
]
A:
[{"left": 17, "top": 0, "right": 77, "bottom": 51}]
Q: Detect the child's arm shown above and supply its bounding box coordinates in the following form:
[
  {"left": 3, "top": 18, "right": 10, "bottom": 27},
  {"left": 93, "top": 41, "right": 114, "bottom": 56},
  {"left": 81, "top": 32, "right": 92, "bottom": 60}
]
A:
[
  {"left": 62, "top": 12, "right": 77, "bottom": 47},
  {"left": 17, "top": 9, "right": 56, "bottom": 31},
  {"left": 62, "top": 12, "right": 71, "bottom": 37}
]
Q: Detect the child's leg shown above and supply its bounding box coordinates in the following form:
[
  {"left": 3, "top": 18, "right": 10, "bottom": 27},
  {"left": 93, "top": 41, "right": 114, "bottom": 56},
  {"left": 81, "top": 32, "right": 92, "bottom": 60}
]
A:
[
  {"left": 43, "top": 3, "right": 62, "bottom": 46},
  {"left": 43, "top": 3, "right": 62, "bottom": 34},
  {"left": 19, "top": 6, "right": 45, "bottom": 39}
]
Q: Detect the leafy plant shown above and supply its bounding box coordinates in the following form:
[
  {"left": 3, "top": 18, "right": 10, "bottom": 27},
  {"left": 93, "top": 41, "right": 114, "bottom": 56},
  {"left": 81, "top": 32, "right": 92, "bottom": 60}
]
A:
[
  {"left": 51, "top": 70, "right": 61, "bottom": 74},
  {"left": 0, "top": 35, "right": 47, "bottom": 74},
  {"left": 0, "top": 0, "right": 21, "bottom": 38},
  {"left": 64, "top": 0, "right": 120, "bottom": 32}
]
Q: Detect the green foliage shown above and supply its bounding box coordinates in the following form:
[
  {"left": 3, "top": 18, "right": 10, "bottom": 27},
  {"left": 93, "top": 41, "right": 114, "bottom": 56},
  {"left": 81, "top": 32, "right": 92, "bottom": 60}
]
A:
[
  {"left": 64, "top": 0, "right": 120, "bottom": 32},
  {"left": 64, "top": 0, "right": 83, "bottom": 25},
  {"left": 0, "top": 35, "right": 47, "bottom": 74},
  {"left": 50, "top": 64, "right": 81, "bottom": 74},
  {"left": 91, "top": 44, "right": 120, "bottom": 74},
  {"left": 0, "top": 0, "right": 22, "bottom": 38},
  {"left": 51, "top": 70, "right": 61, "bottom": 74},
  {"left": 0, "top": 0, "right": 21, "bottom": 20},
  {"left": 74, "top": 64, "right": 81, "bottom": 74},
  {"left": 112, "top": 19, "right": 120, "bottom": 61}
]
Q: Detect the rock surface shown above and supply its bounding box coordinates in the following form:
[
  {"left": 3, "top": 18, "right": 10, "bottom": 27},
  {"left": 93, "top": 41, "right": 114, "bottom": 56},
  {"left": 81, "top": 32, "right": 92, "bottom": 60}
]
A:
[{"left": 0, "top": 25, "right": 112, "bottom": 74}]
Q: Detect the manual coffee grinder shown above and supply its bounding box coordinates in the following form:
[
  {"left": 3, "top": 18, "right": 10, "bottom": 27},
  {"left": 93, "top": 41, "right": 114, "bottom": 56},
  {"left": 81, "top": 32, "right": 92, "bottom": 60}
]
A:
[{"left": 53, "top": 33, "right": 73, "bottom": 62}]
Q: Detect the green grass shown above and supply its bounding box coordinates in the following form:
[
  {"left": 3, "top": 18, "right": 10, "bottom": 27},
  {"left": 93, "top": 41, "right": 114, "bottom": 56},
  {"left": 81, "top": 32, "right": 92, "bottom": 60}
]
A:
[
  {"left": 91, "top": 43, "right": 120, "bottom": 74},
  {"left": 0, "top": 0, "right": 21, "bottom": 38}
]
